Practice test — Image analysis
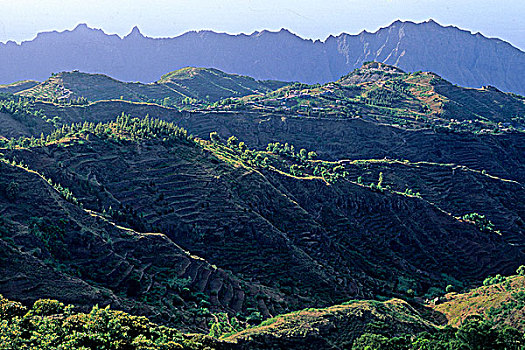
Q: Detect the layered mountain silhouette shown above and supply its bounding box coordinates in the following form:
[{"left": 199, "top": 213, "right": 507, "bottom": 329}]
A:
[{"left": 1, "top": 20, "right": 524, "bottom": 94}]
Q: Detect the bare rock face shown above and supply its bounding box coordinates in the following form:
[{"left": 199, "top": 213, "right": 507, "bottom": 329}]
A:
[{"left": 1, "top": 20, "right": 524, "bottom": 94}]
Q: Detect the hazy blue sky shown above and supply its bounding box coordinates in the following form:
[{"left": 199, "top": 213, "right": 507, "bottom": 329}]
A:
[{"left": 1, "top": 0, "right": 524, "bottom": 50}]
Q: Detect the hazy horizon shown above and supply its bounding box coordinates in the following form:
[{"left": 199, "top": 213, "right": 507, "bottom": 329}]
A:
[{"left": 1, "top": 0, "right": 524, "bottom": 50}]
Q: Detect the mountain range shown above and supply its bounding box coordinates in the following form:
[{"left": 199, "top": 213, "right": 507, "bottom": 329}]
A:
[
  {"left": 0, "top": 42, "right": 524, "bottom": 347},
  {"left": 1, "top": 19, "right": 524, "bottom": 95}
]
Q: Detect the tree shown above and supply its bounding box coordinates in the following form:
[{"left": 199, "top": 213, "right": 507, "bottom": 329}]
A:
[
  {"left": 516, "top": 265, "right": 525, "bottom": 276},
  {"left": 227, "top": 135, "right": 238, "bottom": 147},
  {"left": 455, "top": 316, "right": 499, "bottom": 350},
  {"left": 209, "top": 132, "right": 220, "bottom": 143},
  {"left": 378, "top": 172, "right": 384, "bottom": 189},
  {"left": 307, "top": 151, "right": 318, "bottom": 160},
  {"left": 299, "top": 148, "right": 308, "bottom": 160},
  {"left": 352, "top": 333, "right": 390, "bottom": 349},
  {"left": 5, "top": 181, "right": 19, "bottom": 201},
  {"left": 238, "top": 141, "right": 247, "bottom": 152}
]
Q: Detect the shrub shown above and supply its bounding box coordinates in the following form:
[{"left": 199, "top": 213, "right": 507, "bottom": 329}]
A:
[
  {"left": 209, "top": 132, "right": 220, "bottom": 143},
  {"left": 30, "top": 299, "right": 65, "bottom": 316},
  {"left": 5, "top": 181, "right": 19, "bottom": 201}
]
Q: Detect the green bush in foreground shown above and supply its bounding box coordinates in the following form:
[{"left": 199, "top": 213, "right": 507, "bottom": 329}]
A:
[
  {"left": 352, "top": 316, "right": 524, "bottom": 350},
  {"left": 0, "top": 294, "right": 208, "bottom": 350}
]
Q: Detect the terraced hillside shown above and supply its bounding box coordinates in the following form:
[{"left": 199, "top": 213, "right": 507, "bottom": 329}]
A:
[
  {"left": 4, "top": 117, "right": 524, "bottom": 315},
  {"left": 340, "top": 159, "right": 525, "bottom": 247},
  {"left": 9, "top": 98, "right": 524, "bottom": 184},
  {"left": 232, "top": 62, "right": 525, "bottom": 131},
  {"left": 16, "top": 68, "right": 288, "bottom": 104},
  {"left": 4, "top": 63, "right": 524, "bottom": 183},
  {"left": 227, "top": 299, "right": 435, "bottom": 349},
  {"left": 162, "top": 111, "right": 525, "bottom": 183},
  {"left": 0, "top": 128, "right": 293, "bottom": 332}
]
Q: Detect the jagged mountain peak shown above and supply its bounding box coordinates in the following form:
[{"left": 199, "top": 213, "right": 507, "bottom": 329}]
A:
[
  {"left": 1, "top": 21, "right": 523, "bottom": 94},
  {"left": 124, "top": 25, "right": 144, "bottom": 39},
  {"left": 73, "top": 23, "right": 90, "bottom": 32}
]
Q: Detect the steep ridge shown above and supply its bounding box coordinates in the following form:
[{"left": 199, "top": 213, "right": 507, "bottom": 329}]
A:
[
  {"left": 0, "top": 157, "right": 287, "bottom": 331},
  {"left": 17, "top": 68, "right": 288, "bottom": 103},
  {"left": 0, "top": 80, "right": 39, "bottom": 94},
  {"left": 1, "top": 20, "right": 524, "bottom": 94}
]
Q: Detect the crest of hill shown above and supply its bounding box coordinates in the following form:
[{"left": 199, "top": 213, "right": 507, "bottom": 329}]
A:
[
  {"left": 0, "top": 80, "right": 39, "bottom": 94},
  {"left": 241, "top": 61, "right": 525, "bottom": 129},
  {"left": 226, "top": 298, "right": 435, "bottom": 348},
  {"left": 17, "top": 68, "right": 289, "bottom": 103}
]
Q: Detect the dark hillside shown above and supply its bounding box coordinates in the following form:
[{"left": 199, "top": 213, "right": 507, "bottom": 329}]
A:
[
  {"left": 4, "top": 117, "right": 523, "bottom": 313},
  {"left": 0, "top": 144, "right": 288, "bottom": 332}
]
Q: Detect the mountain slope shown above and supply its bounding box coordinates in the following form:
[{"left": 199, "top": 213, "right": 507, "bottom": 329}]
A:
[
  {"left": 433, "top": 274, "right": 525, "bottom": 331},
  {"left": 0, "top": 127, "right": 290, "bottom": 331},
  {"left": 3, "top": 117, "right": 523, "bottom": 316},
  {"left": 0, "top": 80, "right": 39, "bottom": 94},
  {"left": 227, "top": 299, "right": 435, "bottom": 349},
  {"left": 17, "top": 68, "right": 288, "bottom": 103},
  {"left": 2, "top": 63, "right": 524, "bottom": 188},
  {"left": 1, "top": 20, "right": 524, "bottom": 94}
]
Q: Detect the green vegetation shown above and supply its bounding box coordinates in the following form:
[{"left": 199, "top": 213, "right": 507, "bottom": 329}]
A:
[
  {"left": 0, "top": 113, "right": 191, "bottom": 149},
  {"left": 0, "top": 294, "right": 215, "bottom": 349},
  {"left": 462, "top": 213, "right": 499, "bottom": 234},
  {"left": 0, "top": 62, "right": 523, "bottom": 349},
  {"left": 352, "top": 316, "right": 523, "bottom": 350},
  {"left": 224, "top": 62, "right": 524, "bottom": 134},
  {"left": 18, "top": 68, "right": 289, "bottom": 108},
  {"left": 0, "top": 97, "right": 59, "bottom": 129}
]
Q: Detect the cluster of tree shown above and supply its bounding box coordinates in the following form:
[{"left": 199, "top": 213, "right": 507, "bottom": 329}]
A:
[
  {"left": 49, "top": 96, "right": 89, "bottom": 105},
  {"left": 364, "top": 88, "right": 403, "bottom": 107},
  {"left": 103, "top": 204, "right": 147, "bottom": 233},
  {"left": 208, "top": 312, "right": 243, "bottom": 338},
  {"left": 215, "top": 135, "right": 353, "bottom": 184},
  {"left": 351, "top": 316, "right": 524, "bottom": 350},
  {"left": 462, "top": 212, "right": 498, "bottom": 234},
  {"left": 0, "top": 114, "right": 192, "bottom": 149},
  {"left": 0, "top": 98, "right": 58, "bottom": 127},
  {"left": 0, "top": 157, "right": 80, "bottom": 206},
  {"left": 2, "top": 180, "right": 19, "bottom": 201},
  {"left": 0, "top": 295, "right": 208, "bottom": 349},
  {"left": 29, "top": 217, "right": 70, "bottom": 261},
  {"left": 312, "top": 163, "right": 348, "bottom": 183},
  {"left": 266, "top": 141, "right": 317, "bottom": 161}
]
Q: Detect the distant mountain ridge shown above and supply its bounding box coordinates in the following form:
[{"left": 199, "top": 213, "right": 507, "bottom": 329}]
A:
[{"left": 1, "top": 20, "right": 524, "bottom": 94}]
